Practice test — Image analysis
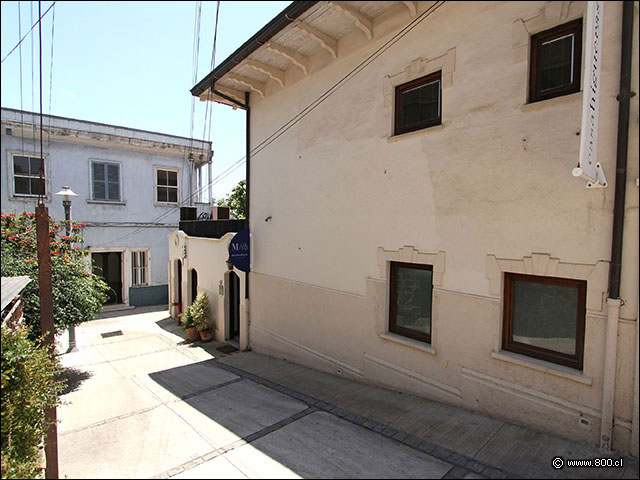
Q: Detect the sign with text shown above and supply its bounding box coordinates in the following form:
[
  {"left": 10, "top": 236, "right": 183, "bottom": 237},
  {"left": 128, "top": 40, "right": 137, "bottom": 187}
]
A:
[
  {"left": 229, "top": 229, "right": 250, "bottom": 272},
  {"left": 573, "top": 0, "right": 607, "bottom": 188}
]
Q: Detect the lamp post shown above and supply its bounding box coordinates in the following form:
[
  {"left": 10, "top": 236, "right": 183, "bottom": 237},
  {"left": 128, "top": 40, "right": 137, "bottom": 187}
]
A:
[{"left": 55, "top": 186, "right": 78, "bottom": 352}]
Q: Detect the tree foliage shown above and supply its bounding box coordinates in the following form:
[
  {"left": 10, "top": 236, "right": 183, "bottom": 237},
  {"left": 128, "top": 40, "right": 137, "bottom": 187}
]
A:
[
  {"left": 1, "top": 212, "right": 109, "bottom": 337},
  {"left": 1, "top": 325, "right": 64, "bottom": 479},
  {"left": 215, "top": 180, "right": 246, "bottom": 219}
]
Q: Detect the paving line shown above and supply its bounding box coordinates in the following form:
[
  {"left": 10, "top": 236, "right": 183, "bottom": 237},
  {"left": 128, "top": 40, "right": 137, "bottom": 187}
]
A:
[{"left": 155, "top": 407, "right": 318, "bottom": 479}]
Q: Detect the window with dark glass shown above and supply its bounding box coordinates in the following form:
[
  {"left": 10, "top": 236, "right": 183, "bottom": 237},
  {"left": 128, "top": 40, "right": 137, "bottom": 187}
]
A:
[
  {"left": 529, "top": 19, "right": 582, "bottom": 103},
  {"left": 389, "top": 262, "right": 433, "bottom": 343},
  {"left": 13, "top": 155, "right": 45, "bottom": 196},
  {"left": 503, "top": 273, "right": 586, "bottom": 370},
  {"left": 156, "top": 169, "right": 178, "bottom": 203},
  {"left": 131, "top": 250, "right": 148, "bottom": 286},
  {"left": 91, "top": 161, "right": 121, "bottom": 201},
  {"left": 395, "top": 71, "right": 442, "bottom": 135}
]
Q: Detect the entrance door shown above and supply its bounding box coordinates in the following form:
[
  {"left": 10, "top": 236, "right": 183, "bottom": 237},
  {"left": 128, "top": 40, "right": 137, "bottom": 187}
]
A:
[
  {"left": 177, "top": 260, "right": 182, "bottom": 314},
  {"left": 92, "top": 252, "right": 122, "bottom": 304},
  {"left": 228, "top": 271, "right": 240, "bottom": 338}
]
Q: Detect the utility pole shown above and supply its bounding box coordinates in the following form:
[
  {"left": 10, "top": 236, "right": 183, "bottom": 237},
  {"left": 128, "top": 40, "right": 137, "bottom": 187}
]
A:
[{"left": 36, "top": 1, "right": 58, "bottom": 477}]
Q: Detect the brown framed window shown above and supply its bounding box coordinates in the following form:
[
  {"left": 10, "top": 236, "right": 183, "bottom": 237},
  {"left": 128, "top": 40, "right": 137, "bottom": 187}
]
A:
[
  {"left": 13, "top": 154, "right": 45, "bottom": 196},
  {"left": 529, "top": 19, "right": 582, "bottom": 103},
  {"left": 503, "top": 272, "right": 586, "bottom": 370},
  {"left": 156, "top": 168, "right": 179, "bottom": 203},
  {"left": 394, "top": 71, "right": 441, "bottom": 135},
  {"left": 389, "top": 262, "right": 433, "bottom": 343}
]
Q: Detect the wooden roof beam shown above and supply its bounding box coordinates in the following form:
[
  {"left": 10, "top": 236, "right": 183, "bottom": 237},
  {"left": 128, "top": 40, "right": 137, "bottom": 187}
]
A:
[
  {"left": 328, "top": 1, "right": 373, "bottom": 40},
  {"left": 403, "top": 1, "right": 418, "bottom": 18},
  {"left": 265, "top": 41, "right": 309, "bottom": 75},
  {"left": 226, "top": 74, "right": 266, "bottom": 98},
  {"left": 293, "top": 20, "right": 338, "bottom": 59},
  {"left": 244, "top": 59, "right": 285, "bottom": 87}
]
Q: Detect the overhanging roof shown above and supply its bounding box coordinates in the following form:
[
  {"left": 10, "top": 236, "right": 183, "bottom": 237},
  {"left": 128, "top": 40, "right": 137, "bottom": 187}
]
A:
[
  {"left": 1, "top": 276, "right": 32, "bottom": 311},
  {"left": 191, "top": 1, "right": 410, "bottom": 106},
  {"left": 191, "top": 1, "right": 319, "bottom": 98}
]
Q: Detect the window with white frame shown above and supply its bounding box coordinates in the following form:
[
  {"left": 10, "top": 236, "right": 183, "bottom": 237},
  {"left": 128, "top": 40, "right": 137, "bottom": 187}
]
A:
[
  {"left": 91, "top": 160, "right": 121, "bottom": 201},
  {"left": 131, "top": 250, "right": 149, "bottom": 286},
  {"left": 11, "top": 153, "right": 46, "bottom": 197},
  {"left": 156, "top": 168, "right": 178, "bottom": 203}
]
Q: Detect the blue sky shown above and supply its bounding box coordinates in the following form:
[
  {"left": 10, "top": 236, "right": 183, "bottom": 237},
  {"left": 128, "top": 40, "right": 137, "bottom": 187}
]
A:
[{"left": 0, "top": 1, "right": 291, "bottom": 200}]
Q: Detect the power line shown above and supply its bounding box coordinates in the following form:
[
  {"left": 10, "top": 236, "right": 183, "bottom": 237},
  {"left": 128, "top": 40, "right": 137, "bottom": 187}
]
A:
[
  {"left": 93, "top": 2, "right": 445, "bottom": 246},
  {"left": 1, "top": 1, "right": 56, "bottom": 64}
]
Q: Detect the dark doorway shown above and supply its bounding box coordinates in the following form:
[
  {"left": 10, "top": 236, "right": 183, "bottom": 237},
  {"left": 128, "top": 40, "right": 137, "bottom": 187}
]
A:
[
  {"left": 229, "top": 271, "right": 240, "bottom": 339},
  {"left": 92, "top": 252, "right": 122, "bottom": 304},
  {"left": 191, "top": 269, "right": 198, "bottom": 305},
  {"left": 177, "top": 260, "right": 182, "bottom": 314}
]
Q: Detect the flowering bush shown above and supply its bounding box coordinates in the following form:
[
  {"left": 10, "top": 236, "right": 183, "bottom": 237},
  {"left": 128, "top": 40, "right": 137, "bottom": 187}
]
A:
[
  {"left": 1, "top": 325, "right": 64, "bottom": 479},
  {"left": 1, "top": 211, "right": 109, "bottom": 337}
]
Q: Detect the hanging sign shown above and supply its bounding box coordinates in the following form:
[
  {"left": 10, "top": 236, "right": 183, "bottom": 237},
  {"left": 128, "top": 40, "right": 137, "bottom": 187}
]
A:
[
  {"left": 229, "top": 228, "right": 250, "bottom": 272},
  {"left": 573, "top": 0, "right": 607, "bottom": 188}
]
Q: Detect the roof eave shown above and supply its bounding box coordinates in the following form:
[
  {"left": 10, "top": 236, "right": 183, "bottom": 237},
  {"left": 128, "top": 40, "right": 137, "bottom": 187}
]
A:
[{"left": 190, "top": 1, "right": 319, "bottom": 98}]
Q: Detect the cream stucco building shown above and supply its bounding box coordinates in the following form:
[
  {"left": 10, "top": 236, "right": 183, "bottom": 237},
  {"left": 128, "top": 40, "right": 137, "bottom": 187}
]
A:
[{"left": 182, "top": 1, "right": 639, "bottom": 456}]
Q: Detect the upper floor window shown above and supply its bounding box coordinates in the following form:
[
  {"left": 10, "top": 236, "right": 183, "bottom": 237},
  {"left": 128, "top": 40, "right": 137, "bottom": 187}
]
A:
[
  {"left": 91, "top": 161, "right": 121, "bottom": 202},
  {"left": 389, "top": 261, "right": 433, "bottom": 344},
  {"left": 12, "top": 154, "right": 45, "bottom": 196},
  {"left": 131, "top": 250, "right": 149, "bottom": 286},
  {"left": 395, "top": 71, "right": 442, "bottom": 135},
  {"left": 529, "top": 19, "right": 582, "bottom": 103},
  {"left": 502, "top": 272, "right": 586, "bottom": 370},
  {"left": 156, "top": 168, "right": 178, "bottom": 203}
]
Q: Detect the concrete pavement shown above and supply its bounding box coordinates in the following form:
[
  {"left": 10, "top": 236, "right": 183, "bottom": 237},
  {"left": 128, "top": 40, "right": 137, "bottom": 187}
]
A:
[{"left": 55, "top": 305, "right": 638, "bottom": 479}]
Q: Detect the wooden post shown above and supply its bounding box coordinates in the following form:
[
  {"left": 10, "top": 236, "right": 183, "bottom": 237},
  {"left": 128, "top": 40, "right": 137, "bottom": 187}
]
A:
[{"left": 36, "top": 203, "right": 59, "bottom": 478}]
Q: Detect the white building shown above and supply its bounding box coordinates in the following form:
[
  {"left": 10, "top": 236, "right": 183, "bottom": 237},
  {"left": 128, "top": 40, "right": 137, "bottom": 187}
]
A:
[
  {"left": 185, "top": 1, "right": 639, "bottom": 456},
  {"left": 1, "top": 107, "right": 212, "bottom": 308}
]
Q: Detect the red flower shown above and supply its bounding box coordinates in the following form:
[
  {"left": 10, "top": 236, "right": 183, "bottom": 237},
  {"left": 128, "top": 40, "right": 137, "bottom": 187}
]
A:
[
  {"left": 7, "top": 235, "right": 17, "bottom": 241},
  {"left": 76, "top": 222, "right": 87, "bottom": 227},
  {"left": 51, "top": 251, "right": 61, "bottom": 255}
]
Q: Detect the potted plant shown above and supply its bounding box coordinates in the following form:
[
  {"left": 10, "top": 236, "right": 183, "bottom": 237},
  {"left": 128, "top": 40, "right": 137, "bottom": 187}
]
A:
[
  {"left": 191, "top": 292, "right": 214, "bottom": 342},
  {"left": 180, "top": 306, "right": 200, "bottom": 342}
]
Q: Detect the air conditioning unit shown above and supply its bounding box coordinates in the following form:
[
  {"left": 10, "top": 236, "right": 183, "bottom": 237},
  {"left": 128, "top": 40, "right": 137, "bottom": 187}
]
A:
[
  {"left": 179, "top": 206, "right": 197, "bottom": 221},
  {"left": 212, "top": 206, "right": 230, "bottom": 220}
]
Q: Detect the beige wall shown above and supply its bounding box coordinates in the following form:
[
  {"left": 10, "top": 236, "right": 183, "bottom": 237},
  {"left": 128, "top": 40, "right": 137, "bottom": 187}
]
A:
[
  {"left": 168, "top": 230, "right": 247, "bottom": 346},
  {"left": 243, "top": 1, "right": 638, "bottom": 453}
]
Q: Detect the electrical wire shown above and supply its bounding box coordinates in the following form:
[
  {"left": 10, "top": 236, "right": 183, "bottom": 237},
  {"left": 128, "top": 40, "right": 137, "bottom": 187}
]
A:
[
  {"left": 1, "top": 1, "right": 56, "bottom": 64},
  {"left": 47, "top": 2, "right": 55, "bottom": 152},
  {"left": 93, "top": 1, "right": 445, "bottom": 246}
]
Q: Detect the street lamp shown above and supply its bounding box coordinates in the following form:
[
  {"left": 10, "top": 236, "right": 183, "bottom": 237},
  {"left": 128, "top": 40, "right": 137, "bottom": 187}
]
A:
[{"left": 55, "top": 186, "right": 78, "bottom": 352}]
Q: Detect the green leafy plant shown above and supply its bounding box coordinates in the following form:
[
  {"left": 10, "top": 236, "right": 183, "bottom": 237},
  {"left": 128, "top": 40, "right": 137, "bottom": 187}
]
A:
[
  {"left": 216, "top": 180, "right": 246, "bottom": 219},
  {"left": 1, "top": 325, "right": 65, "bottom": 479},
  {"left": 179, "top": 305, "right": 195, "bottom": 331},
  {"left": 191, "top": 292, "right": 213, "bottom": 332},
  {"left": 1, "top": 212, "right": 110, "bottom": 339}
]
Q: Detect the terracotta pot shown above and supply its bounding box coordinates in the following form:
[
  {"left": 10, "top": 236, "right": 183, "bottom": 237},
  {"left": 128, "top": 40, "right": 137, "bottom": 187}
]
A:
[
  {"left": 199, "top": 330, "right": 213, "bottom": 343},
  {"left": 185, "top": 327, "right": 199, "bottom": 342}
]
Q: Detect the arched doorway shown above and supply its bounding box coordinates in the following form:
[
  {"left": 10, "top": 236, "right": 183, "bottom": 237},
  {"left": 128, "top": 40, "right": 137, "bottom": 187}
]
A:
[
  {"left": 227, "top": 271, "right": 240, "bottom": 339},
  {"left": 191, "top": 268, "right": 198, "bottom": 304},
  {"left": 176, "top": 259, "right": 182, "bottom": 316}
]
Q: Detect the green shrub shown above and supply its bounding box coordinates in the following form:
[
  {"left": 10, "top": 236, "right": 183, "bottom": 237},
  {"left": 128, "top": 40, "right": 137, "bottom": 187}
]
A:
[
  {"left": 1, "top": 325, "right": 65, "bottom": 479},
  {"left": 1, "top": 212, "right": 110, "bottom": 339},
  {"left": 191, "top": 292, "right": 212, "bottom": 332},
  {"left": 179, "top": 305, "right": 195, "bottom": 331}
]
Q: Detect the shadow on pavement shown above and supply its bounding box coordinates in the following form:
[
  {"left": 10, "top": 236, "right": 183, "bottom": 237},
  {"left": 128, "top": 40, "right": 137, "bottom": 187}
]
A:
[{"left": 59, "top": 367, "right": 93, "bottom": 395}]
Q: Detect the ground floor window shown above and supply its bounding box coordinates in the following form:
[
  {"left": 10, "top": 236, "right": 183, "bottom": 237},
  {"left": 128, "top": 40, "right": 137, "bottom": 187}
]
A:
[
  {"left": 131, "top": 250, "right": 149, "bottom": 286},
  {"left": 502, "top": 272, "right": 586, "bottom": 370},
  {"left": 389, "top": 261, "right": 433, "bottom": 344}
]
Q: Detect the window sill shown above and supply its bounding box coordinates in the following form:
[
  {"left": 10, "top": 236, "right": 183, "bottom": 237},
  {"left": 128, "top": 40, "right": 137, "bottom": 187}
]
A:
[
  {"left": 154, "top": 202, "right": 179, "bottom": 208},
  {"left": 387, "top": 123, "right": 445, "bottom": 143},
  {"left": 87, "top": 200, "right": 126, "bottom": 206},
  {"left": 520, "top": 91, "right": 582, "bottom": 113},
  {"left": 380, "top": 332, "right": 436, "bottom": 355},
  {"left": 490, "top": 350, "right": 592, "bottom": 385},
  {"left": 11, "top": 196, "right": 51, "bottom": 203}
]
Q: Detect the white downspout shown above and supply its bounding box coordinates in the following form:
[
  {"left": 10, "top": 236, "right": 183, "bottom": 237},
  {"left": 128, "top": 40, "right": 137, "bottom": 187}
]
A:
[{"left": 600, "top": 298, "right": 621, "bottom": 452}]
